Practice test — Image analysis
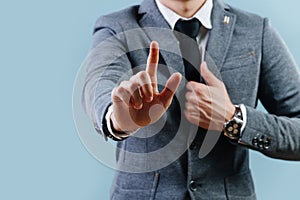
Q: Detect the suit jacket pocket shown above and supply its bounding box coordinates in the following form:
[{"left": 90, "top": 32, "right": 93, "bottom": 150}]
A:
[
  {"left": 222, "top": 48, "right": 257, "bottom": 72},
  {"left": 111, "top": 172, "right": 160, "bottom": 200},
  {"left": 224, "top": 171, "right": 256, "bottom": 200}
]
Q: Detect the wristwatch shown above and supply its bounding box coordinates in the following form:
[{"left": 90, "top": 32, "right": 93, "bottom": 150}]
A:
[{"left": 223, "top": 105, "right": 244, "bottom": 141}]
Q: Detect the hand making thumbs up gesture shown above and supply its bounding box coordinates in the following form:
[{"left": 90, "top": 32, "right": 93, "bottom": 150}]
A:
[
  {"left": 110, "top": 41, "right": 182, "bottom": 133},
  {"left": 184, "top": 62, "right": 236, "bottom": 131}
]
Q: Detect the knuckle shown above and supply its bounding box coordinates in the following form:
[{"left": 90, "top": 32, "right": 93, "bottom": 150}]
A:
[
  {"left": 119, "top": 80, "right": 128, "bottom": 87},
  {"left": 190, "top": 116, "right": 198, "bottom": 124},
  {"left": 217, "top": 80, "right": 225, "bottom": 87},
  {"left": 184, "top": 111, "right": 191, "bottom": 119},
  {"left": 194, "top": 94, "right": 202, "bottom": 103},
  {"left": 195, "top": 87, "right": 203, "bottom": 96},
  {"left": 186, "top": 115, "right": 192, "bottom": 122},
  {"left": 130, "top": 73, "right": 141, "bottom": 82},
  {"left": 116, "top": 87, "right": 128, "bottom": 98},
  {"left": 111, "top": 88, "right": 118, "bottom": 98},
  {"left": 120, "top": 80, "right": 133, "bottom": 91},
  {"left": 185, "top": 92, "right": 191, "bottom": 100},
  {"left": 138, "top": 71, "right": 148, "bottom": 80},
  {"left": 128, "top": 82, "right": 139, "bottom": 92},
  {"left": 129, "top": 76, "right": 136, "bottom": 82},
  {"left": 185, "top": 102, "right": 191, "bottom": 110}
]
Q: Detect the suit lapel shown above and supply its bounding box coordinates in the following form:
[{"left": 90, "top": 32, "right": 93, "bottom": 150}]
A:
[
  {"left": 197, "top": 1, "right": 237, "bottom": 159},
  {"left": 206, "top": 0, "right": 236, "bottom": 71},
  {"left": 138, "top": 0, "right": 185, "bottom": 75},
  {"left": 137, "top": 0, "right": 236, "bottom": 74}
]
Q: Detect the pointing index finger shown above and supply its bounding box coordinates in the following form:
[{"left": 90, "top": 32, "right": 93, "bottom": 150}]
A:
[{"left": 146, "top": 41, "right": 159, "bottom": 92}]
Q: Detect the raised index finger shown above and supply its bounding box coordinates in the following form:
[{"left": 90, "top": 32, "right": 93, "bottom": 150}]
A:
[{"left": 146, "top": 41, "right": 159, "bottom": 92}]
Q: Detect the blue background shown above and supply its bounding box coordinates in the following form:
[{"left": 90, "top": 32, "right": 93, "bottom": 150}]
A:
[{"left": 1, "top": 0, "right": 300, "bottom": 199}]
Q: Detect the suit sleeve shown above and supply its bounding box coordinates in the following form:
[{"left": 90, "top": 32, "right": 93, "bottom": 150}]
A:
[
  {"left": 238, "top": 18, "right": 300, "bottom": 160},
  {"left": 82, "top": 16, "right": 132, "bottom": 140}
]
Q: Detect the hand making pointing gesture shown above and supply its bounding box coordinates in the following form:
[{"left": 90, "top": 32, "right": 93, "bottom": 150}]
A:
[{"left": 110, "top": 41, "right": 182, "bottom": 133}]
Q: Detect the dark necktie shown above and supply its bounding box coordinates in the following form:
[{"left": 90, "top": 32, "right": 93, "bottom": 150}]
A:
[{"left": 174, "top": 18, "right": 202, "bottom": 83}]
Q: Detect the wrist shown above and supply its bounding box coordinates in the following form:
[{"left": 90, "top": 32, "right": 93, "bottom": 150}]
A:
[
  {"left": 110, "top": 110, "right": 139, "bottom": 134},
  {"left": 223, "top": 104, "right": 244, "bottom": 141},
  {"left": 225, "top": 103, "right": 236, "bottom": 122},
  {"left": 110, "top": 113, "right": 123, "bottom": 132},
  {"left": 104, "top": 105, "right": 138, "bottom": 141}
]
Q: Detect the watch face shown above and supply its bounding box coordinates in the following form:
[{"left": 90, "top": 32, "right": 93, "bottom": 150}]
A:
[{"left": 224, "top": 117, "right": 243, "bottom": 140}]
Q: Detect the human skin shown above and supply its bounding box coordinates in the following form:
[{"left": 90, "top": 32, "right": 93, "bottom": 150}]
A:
[
  {"left": 110, "top": 0, "right": 236, "bottom": 133},
  {"left": 111, "top": 42, "right": 235, "bottom": 133},
  {"left": 111, "top": 42, "right": 182, "bottom": 132},
  {"left": 159, "top": 0, "right": 207, "bottom": 18}
]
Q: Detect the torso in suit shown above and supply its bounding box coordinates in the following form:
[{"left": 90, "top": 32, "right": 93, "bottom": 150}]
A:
[{"left": 82, "top": 0, "right": 300, "bottom": 199}]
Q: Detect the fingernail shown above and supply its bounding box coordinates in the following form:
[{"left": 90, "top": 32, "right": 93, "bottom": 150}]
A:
[
  {"left": 145, "top": 97, "right": 153, "bottom": 103},
  {"left": 134, "top": 104, "right": 143, "bottom": 110},
  {"left": 146, "top": 96, "right": 153, "bottom": 102},
  {"left": 151, "top": 41, "right": 159, "bottom": 49}
]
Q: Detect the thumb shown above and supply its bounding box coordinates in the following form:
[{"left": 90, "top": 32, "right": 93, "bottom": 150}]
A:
[
  {"left": 159, "top": 72, "right": 182, "bottom": 108},
  {"left": 201, "top": 62, "right": 221, "bottom": 86}
]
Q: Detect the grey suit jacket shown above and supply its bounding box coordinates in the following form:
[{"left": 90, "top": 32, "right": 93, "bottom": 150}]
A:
[{"left": 82, "top": 0, "right": 300, "bottom": 199}]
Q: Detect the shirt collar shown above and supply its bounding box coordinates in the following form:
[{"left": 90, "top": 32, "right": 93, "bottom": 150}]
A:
[{"left": 155, "top": 0, "right": 213, "bottom": 30}]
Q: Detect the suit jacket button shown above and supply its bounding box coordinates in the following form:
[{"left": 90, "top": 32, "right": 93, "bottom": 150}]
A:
[
  {"left": 263, "top": 137, "right": 271, "bottom": 150},
  {"left": 189, "top": 142, "right": 197, "bottom": 150},
  {"left": 252, "top": 137, "right": 258, "bottom": 146},
  {"left": 189, "top": 180, "right": 197, "bottom": 192},
  {"left": 258, "top": 138, "right": 264, "bottom": 149},
  {"left": 257, "top": 135, "right": 265, "bottom": 149}
]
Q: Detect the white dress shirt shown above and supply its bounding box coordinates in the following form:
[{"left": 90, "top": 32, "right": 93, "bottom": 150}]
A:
[
  {"left": 155, "top": 0, "right": 213, "bottom": 30},
  {"left": 156, "top": 0, "right": 213, "bottom": 61}
]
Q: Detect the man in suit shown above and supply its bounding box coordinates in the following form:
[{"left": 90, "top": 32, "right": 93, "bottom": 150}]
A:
[{"left": 82, "top": 0, "right": 300, "bottom": 199}]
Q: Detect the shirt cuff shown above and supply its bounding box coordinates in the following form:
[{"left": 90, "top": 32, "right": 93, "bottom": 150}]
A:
[
  {"left": 105, "top": 105, "right": 137, "bottom": 140},
  {"left": 239, "top": 104, "right": 247, "bottom": 135}
]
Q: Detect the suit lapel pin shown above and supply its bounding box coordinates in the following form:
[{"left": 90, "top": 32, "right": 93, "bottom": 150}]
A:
[{"left": 224, "top": 16, "right": 230, "bottom": 24}]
